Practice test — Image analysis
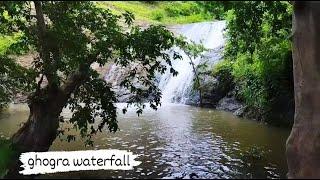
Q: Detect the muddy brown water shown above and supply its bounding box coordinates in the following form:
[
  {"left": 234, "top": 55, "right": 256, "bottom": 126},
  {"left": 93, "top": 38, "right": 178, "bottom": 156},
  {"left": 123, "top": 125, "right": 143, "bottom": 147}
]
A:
[{"left": 0, "top": 103, "right": 290, "bottom": 179}]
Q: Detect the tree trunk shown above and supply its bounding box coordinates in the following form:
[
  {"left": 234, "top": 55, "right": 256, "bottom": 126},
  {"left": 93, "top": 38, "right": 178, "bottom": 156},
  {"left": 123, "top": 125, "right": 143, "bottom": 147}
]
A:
[
  {"left": 5, "top": 89, "right": 66, "bottom": 178},
  {"left": 286, "top": 1, "right": 320, "bottom": 178},
  {"left": 12, "top": 103, "right": 60, "bottom": 152},
  {"left": 3, "top": 2, "right": 91, "bottom": 178}
]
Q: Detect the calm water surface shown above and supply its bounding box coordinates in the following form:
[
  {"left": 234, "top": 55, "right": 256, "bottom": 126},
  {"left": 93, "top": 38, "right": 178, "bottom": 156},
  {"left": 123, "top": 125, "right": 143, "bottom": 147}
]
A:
[{"left": 0, "top": 103, "right": 290, "bottom": 179}]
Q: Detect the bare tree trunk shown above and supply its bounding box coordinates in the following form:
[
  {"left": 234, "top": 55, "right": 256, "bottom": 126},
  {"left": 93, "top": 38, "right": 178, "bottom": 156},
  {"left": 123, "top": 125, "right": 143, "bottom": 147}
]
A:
[
  {"left": 5, "top": 110, "right": 59, "bottom": 178},
  {"left": 11, "top": 101, "right": 62, "bottom": 152},
  {"left": 286, "top": 1, "right": 320, "bottom": 178},
  {"left": 5, "top": 88, "right": 68, "bottom": 178}
]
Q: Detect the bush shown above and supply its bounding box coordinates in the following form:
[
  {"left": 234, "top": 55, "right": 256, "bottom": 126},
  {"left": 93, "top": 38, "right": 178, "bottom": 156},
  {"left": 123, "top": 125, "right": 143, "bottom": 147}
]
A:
[
  {"left": 0, "top": 36, "right": 15, "bottom": 55},
  {"left": 212, "top": 59, "right": 233, "bottom": 83},
  {"left": 151, "top": 10, "right": 165, "bottom": 21},
  {"left": 212, "top": 60, "right": 234, "bottom": 93},
  {"left": 0, "top": 33, "right": 25, "bottom": 55},
  {"left": 213, "top": 53, "right": 268, "bottom": 115},
  {"left": 217, "top": 1, "right": 293, "bottom": 124},
  {"left": 164, "top": 2, "right": 201, "bottom": 17},
  {"left": 164, "top": 4, "right": 180, "bottom": 17},
  {"left": 196, "top": 1, "right": 228, "bottom": 20},
  {"left": 213, "top": 33, "right": 293, "bottom": 122},
  {"left": 232, "top": 53, "right": 268, "bottom": 114}
]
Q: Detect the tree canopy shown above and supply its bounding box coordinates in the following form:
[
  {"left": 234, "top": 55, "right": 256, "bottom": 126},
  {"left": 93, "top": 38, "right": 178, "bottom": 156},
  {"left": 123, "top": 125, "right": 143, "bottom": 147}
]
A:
[
  {"left": 212, "top": 1, "right": 293, "bottom": 124},
  {"left": 0, "top": 1, "right": 182, "bottom": 145}
]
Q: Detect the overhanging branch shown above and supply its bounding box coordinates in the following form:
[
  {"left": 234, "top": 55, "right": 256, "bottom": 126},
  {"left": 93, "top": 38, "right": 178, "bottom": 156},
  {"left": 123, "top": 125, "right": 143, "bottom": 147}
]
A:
[{"left": 60, "top": 52, "right": 100, "bottom": 99}]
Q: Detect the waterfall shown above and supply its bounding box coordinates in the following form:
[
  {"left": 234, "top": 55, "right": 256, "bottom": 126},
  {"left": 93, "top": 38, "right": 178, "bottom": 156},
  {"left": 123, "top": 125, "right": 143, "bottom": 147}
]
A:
[
  {"left": 104, "top": 20, "right": 226, "bottom": 104},
  {"left": 158, "top": 21, "right": 226, "bottom": 104}
]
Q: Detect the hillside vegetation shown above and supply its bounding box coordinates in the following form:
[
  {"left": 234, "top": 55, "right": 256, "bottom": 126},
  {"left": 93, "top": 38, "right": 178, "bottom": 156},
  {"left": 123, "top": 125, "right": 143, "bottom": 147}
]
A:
[
  {"left": 0, "top": 1, "right": 216, "bottom": 54},
  {"left": 212, "top": 1, "right": 293, "bottom": 126},
  {"left": 97, "top": 1, "right": 216, "bottom": 25},
  {"left": 0, "top": 1, "right": 294, "bottom": 127}
]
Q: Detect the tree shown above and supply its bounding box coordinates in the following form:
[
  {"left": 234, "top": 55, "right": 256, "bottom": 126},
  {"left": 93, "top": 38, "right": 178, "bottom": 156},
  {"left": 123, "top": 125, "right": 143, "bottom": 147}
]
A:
[
  {"left": 219, "top": 1, "right": 293, "bottom": 123},
  {"left": 0, "top": 1, "right": 182, "bottom": 172},
  {"left": 224, "top": 1, "right": 291, "bottom": 57},
  {"left": 177, "top": 37, "right": 207, "bottom": 106},
  {"left": 286, "top": 1, "right": 320, "bottom": 178},
  {"left": 196, "top": 1, "right": 232, "bottom": 20}
]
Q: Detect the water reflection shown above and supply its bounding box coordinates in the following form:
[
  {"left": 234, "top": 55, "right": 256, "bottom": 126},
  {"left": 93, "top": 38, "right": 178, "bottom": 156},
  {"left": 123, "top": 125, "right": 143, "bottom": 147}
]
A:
[{"left": 0, "top": 103, "right": 290, "bottom": 178}]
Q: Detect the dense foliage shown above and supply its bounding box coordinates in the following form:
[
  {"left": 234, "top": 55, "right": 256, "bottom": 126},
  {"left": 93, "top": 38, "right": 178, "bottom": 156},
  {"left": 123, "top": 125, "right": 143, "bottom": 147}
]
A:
[
  {"left": 213, "top": 1, "right": 293, "bottom": 125},
  {"left": 0, "top": 33, "right": 35, "bottom": 109},
  {"left": 0, "top": 1, "right": 295, "bottom": 143},
  {"left": 0, "top": 1, "right": 183, "bottom": 144}
]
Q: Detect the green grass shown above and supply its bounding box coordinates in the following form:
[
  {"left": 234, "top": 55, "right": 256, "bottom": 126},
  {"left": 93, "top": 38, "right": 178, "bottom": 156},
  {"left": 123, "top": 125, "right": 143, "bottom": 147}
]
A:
[
  {"left": 97, "top": 1, "right": 213, "bottom": 25},
  {"left": 1, "top": 2, "right": 213, "bottom": 54}
]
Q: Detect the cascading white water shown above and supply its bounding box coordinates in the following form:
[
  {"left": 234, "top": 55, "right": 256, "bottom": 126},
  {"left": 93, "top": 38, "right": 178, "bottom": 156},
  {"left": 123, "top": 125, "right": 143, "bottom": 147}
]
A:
[
  {"left": 104, "top": 20, "right": 226, "bottom": 104},
  {"left": 158, "top": 20, "right": 226, "bottom": 104}
]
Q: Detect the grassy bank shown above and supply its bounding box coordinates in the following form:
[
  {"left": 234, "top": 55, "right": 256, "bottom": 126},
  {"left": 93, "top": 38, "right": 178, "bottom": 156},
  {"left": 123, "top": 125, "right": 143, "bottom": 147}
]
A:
[
  {"left": 1, "top": 2, "right": 215, "bottom": 56},
  {"left": 97, "top": 1, "right": 214, "bottom": 25}
]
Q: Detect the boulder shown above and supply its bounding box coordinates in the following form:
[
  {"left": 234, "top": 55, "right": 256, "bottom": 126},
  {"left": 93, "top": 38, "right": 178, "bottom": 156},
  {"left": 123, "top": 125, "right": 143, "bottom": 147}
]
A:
[
  {"left": 216, "top": 96, "right": 245, "bottom": 116},
  {"left": 201, "top": 73, "right": 234, "bottom": 108}
]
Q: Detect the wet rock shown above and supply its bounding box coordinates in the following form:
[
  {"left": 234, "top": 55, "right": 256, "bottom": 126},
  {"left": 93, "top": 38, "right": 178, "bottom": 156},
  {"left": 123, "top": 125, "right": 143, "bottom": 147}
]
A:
[
  {"left": 216, "top": 96, "right": 244, "bottom": 114},
  {"left": 184, "top": 92, "right": 200, "bottom": 106},
  {"left": 233, "top": 106, "right": 246, "bottom": 117},
  {"left": 201, "top": 76, "right": 221, "bottom": 107},
  {"left": 216, "top": 97, "right": 242, "bottom": 112},
  {"left": 201, "top": 72, "right": 234, "bottom": 108}
]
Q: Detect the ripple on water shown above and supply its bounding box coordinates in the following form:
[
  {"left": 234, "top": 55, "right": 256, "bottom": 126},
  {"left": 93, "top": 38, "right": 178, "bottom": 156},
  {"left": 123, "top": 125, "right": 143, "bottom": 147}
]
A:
[{"left": 0, "top": 104, "right": 289, "bottom": 179}]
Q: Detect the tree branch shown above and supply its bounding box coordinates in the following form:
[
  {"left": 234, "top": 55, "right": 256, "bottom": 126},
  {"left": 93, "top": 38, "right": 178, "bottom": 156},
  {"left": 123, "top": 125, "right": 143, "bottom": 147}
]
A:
[
  {"left": 61, "top": 70, "right": 89, "bottom": 99},
  {"left": 34, "top": 1, "right": 56, "bottom": 87},
  {"left": 60, "top": 53, "right": 100, "bottom": 99},
  {"left": 34, "top": 1, "right": 46, "bottom": 38}
]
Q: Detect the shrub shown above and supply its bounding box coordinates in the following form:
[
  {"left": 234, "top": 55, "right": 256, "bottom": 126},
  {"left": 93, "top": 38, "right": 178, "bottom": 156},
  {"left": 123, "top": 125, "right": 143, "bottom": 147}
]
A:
[
  {"left": 232, "top": 53, "right": 267, "bottom": 110},
  {"left": 212, "top": 59, "right": 233, "bottom": 82},
  {"left": 0, "top": 36, "right": 15, "bottom": 55},
  {"left": 151, "top": 10, "right": 165, "bottom": 21},
  {"left": 164, "top": 2, "right": 202, "bottom": 17},
  {"left": 217, "top": 1, "right": 293, "bottom": 124}
]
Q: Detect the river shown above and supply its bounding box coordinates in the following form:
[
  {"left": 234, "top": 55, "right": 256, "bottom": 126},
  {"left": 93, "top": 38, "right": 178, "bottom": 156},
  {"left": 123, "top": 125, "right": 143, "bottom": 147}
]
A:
[
  {"left": 0, "top": 20, "right": 291, "bottom": 179},
  {"left": 0, "top": 103, "right": 290, "bottom": 179}
]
